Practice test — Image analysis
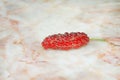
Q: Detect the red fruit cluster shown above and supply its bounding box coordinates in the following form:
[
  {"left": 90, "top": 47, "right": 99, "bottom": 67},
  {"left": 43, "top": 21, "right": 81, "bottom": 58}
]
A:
[{"left": 41, "top": 32, "right": 89, "bottom": 50}]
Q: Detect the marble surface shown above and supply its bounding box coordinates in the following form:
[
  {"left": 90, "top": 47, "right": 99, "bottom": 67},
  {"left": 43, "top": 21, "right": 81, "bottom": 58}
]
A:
[{"left": 0, "top": 0, "right": 120, "bottom": 80}]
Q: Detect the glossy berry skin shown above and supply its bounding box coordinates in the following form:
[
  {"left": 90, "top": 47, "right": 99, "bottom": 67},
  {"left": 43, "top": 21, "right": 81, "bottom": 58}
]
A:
[{"left": 41, "top": 32, "right": 89, "bottom": 50}]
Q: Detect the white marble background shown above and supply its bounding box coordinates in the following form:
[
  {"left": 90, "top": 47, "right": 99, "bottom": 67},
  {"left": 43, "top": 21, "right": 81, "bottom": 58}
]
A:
[{"left": 0, "top": 0, "right": 120, "bottom": 80}]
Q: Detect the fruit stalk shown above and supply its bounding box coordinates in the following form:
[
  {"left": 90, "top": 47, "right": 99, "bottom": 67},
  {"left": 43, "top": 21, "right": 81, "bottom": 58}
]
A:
[{"left": 90, "top": 38, "right": 106, "bottom": 42}]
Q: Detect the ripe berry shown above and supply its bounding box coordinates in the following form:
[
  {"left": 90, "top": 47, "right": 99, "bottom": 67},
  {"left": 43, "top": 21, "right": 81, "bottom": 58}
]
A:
[{"left": 41, "top": 32, "right": 89, "bottom": 50}]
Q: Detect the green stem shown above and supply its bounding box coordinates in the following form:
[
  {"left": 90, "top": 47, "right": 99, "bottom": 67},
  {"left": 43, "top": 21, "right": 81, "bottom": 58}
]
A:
[{"left": 90, "top": 38, "right": 106, "bottom": 42}]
